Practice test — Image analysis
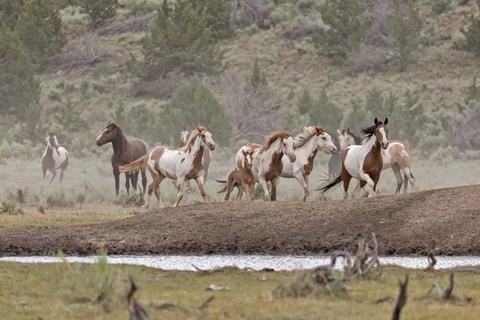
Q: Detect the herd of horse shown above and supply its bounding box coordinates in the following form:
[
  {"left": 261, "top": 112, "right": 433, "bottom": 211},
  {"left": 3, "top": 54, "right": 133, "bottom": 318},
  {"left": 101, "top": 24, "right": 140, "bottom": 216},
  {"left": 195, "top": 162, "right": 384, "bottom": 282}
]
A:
[{"left": 41, "top": 117, "right": 415, "bottom": 207}]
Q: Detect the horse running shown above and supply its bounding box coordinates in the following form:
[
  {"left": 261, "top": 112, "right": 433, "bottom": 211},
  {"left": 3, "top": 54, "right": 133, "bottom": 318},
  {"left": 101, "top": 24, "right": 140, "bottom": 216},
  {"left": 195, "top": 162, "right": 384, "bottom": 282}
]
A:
[
  {"left": 318, "top": 118, "right": 389, "bottom": 199},
  {"left": 216, "top": 148, "right": 255, "bottom": 201},
  {"left": 280, "top": 126, "right": 337, "bottom": 201},
  {"left": 119, "top": 126, "right": 216, "bottom": 208},
  {"left": 42, "top": 132, "right": 69, "bottom": 183},
  {"left": 336, "top": 129, "right": 415, "bottom": 193},
  {"left": 236, "top": 130, "right": 296, "bottom": 201},
  {"left": 95, "top": 123, "right": 147, "bottom": 195},
  {"left": 328, "top": 129, "right": 361, "bottom": 178},
  {"left": 180, "top": 128, "right": 211, "bottom": 183}
]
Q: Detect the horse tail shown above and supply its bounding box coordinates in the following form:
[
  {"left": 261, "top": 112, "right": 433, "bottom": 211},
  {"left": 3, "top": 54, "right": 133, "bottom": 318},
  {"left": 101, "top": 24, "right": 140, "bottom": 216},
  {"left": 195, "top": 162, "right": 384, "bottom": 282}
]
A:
[
  {"left": 316, "top": 175, "right": 343, "bottom": 194},
  {"left": 119, "top": 155, "right": 148, "bottom": 173},
  {"left": 215, "top": 179, "right": 228, "bottom": 194}
]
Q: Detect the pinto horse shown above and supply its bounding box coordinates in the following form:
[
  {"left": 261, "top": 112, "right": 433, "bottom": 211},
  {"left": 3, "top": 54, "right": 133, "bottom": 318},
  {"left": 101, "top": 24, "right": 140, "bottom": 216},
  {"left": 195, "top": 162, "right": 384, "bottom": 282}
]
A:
[
  {"left": 180, "top": 128, "right": 211, "bottom": 183},
  {"left": 42, "top": 133, "right": 69, "bottom": 183},
  {"left": 318, "top": 118, "right": 389, "bottom": 199},
  {"left": 216, "top": 148, "right": 255, "bottom": 201},
  {"left": 236, "top": 130, "right": 296, "bottom": 201},
  {"left": 280, "top": 126, "right": 337, "bottom": 201},
  {"left": 95, "top": 123, "right": 147, "bottom": 195},
  {"left": 119, "top": 126, "right": 216, "bottom": 208},
  {"left": 336, "top": 129, "right": 415, "bottom": 193}
]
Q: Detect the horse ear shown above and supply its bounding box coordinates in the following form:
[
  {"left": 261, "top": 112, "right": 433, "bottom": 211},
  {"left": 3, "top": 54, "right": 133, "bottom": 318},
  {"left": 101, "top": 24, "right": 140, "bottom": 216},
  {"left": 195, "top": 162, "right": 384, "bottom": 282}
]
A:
[
  {"left": 346, "top": 128, "right": 350, "bottom": 133},
  {"left": 384, "top": 117, "right": 388, "bottom": 125},
  {"left": 374, "top": 118, "right": 378, "bottom": 125},
  {"left": 336, "top": 129, "right": 341, "bottom": 135}
]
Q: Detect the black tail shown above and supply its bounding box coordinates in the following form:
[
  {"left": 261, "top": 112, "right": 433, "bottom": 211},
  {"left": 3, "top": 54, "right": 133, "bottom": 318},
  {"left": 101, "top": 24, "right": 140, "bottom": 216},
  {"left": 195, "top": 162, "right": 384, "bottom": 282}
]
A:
[
  {"left": 316, "top": 175, "right": 343, "bottom": 194},
  {"left": 215, "top": 179, "right": 228, "bottom": 193}
]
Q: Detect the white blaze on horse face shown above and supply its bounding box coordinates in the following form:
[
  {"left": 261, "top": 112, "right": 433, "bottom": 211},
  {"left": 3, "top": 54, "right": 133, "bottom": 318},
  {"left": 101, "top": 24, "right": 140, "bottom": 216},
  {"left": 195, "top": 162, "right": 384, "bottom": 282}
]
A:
[
  {"left": 283, "top": 136, "right": 296, "bottom": 162},
  {"left": 96, "top": 128, "right": 107, "bottom": 143},
  {"left": 317, "top": 132, "right": 337, "bottom": 154},
  {"left": 379, "top": 127, "right": 389, "bottom": 149}
]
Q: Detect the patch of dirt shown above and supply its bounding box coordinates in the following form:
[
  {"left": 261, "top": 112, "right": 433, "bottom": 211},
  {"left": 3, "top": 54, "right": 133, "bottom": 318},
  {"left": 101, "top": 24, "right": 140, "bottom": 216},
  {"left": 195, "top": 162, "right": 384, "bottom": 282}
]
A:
[{"left": 1, "top": 185, "right": 480, "bottom": 256}]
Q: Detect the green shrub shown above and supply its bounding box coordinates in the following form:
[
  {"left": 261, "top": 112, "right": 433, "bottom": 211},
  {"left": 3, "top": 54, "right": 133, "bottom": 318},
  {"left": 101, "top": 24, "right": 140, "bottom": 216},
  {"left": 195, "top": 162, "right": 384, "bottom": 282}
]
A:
[
  {"left": 78, "top": 0, "right": 118, "bottom": 28},
  {"left": 0, "top": 23, "right": 39, "bottom": 116},
  {"left": 431, "top": 0, "right": 450, "bottom": 15},
  {"left": 46, "top": 192, "right": 74, "bottom": 208},
  {"left": 15, "top": 0, "right": 66, "bottom": 70},
  {"left": 0, "top": 199, "right": 23, "bottom": 215},
  {"left": 312, "top": 0, "right": 368, "bottom": 62},
  {"left": 0, "top": 0, "right": 25, "bottom": 30},
  {"left": 90, "top": 249, "right": 114, "bottom": 304},
  {"left": 142, "top": 0, "right": 222, "bottom": 78}
]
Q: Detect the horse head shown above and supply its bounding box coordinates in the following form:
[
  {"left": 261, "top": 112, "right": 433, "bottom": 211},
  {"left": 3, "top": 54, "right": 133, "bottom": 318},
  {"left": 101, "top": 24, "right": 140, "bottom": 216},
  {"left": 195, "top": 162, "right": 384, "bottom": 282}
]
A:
[
  {"left": 374, "top": 117, "right": 389, "bottom": 149},
  {"left": 268, "top": 131, "right": 296, "bottom": 163},
  {"left": 46, "top": 132, "right": 59, "bottom": 150},
  {"left": 338, "top": 128, "right": 355, "bottom": 151},
  {"left": 196, "top": 126, "right": 216, "bottom": 151},
  {"left": 241, "top": 148, "right": 254, "bottom": 170},
  {"left": 96, "top": 123, "right": 120, "bottom": 146},
  {"left": 315, "top": 127, "right": 337, "bottom": 154},
  {"left": 180, "top": 128, "right": 190, "bottom": 146}
]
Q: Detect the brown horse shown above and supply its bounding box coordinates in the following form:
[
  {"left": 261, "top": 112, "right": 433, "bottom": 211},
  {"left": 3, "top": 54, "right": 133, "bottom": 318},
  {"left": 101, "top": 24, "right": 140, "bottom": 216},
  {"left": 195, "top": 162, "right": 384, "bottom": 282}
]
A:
[
  {"left": 318, "top": 118, "right": 389, "bottom": 199},
  {"left": 95, "top": 123, "right": 147, "bottom": 195},
  {"left": 216, "top": 148, "right": 255, "bottom": 201}
]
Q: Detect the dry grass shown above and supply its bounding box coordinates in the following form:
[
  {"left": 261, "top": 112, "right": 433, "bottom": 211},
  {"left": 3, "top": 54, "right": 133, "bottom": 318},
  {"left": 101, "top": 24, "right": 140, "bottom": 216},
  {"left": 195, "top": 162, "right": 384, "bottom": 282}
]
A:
[{"left": 0, "top": 263, "right": 479, "bottom": 320}]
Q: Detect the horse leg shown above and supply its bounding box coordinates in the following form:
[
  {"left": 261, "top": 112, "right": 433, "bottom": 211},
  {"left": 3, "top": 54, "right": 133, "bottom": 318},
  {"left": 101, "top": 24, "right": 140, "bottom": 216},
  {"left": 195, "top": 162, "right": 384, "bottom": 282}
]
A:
[
  {"left": 125, "top": 173, "right": 131, "bottom": 195},
  {"left": 49, "top": 169, "right": 57, "bottom": 184},
  {"left": 195, "top": 177, "right": 208, "bottom": 204},
  {"left": 294, "top": 172, "right": 309, "bottom": 201},
  {"left": 173, "top": 178, "right": 186, "bottom": 207},
  {"left": 225, "top": 175, "right": 235, "bottom": 201},
  {"left": 359, "top": 170, "right": 375, "bottom": 189},
  {"left": 145, "top": 183, "right": 154, "bottom": 209},
  {"left": 271, "top": 177, "right": 280, "bottom": 201},
  {"left": 370, "top": 172, "right": 381, "bottom": 197},
  {"left": 401, "top": 167, "right": 415, "bottom": 192},
  {"left": 154, "top": 175, "right": 164, "bottom": 208},
  {"left": 141, "top": 168, "right": 147, "bottom": 195},
  {"left": 341, "top": 169, "right": 352, "bottom": 200},
  {"left": 258, "top": 176, "right": 270, "bottom": 201},
  {"left": 131, "top": 171, "right": 139, "bottom": 192},
  {"left": 113, "top": 169, "right": 120, "bottom": 196},
  {"left": 59, "top": 169, "right": 65, "bottom": 183},
  {"left": 237, "top": 183, "right": 244, "bottom": 201},
  {"left": 391, "top": 164, "right": 403, "bottom": 194},
  {"left": 248, "top": 183, "right": 255, "bottom": 201}
]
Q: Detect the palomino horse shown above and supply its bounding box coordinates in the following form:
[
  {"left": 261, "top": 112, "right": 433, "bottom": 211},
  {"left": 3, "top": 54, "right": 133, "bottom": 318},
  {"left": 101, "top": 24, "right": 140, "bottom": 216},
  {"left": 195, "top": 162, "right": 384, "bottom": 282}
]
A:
[
  {"left": 180, "top": 128, "right": 211, "bottom": 182},
  {"left": 95, "top": 123, "right": 147, "bottom": 195},
  {"left": 236, "top": 130, "right": 296, "bottom": 201},
  {"left": 328, "top": 129, "right": 362, "bottom": 177},
  {"left": 42, "top": 133, "right": 69, "bottom": 183},
  {"left": 216, "top": 148, "right": 255, "bottom": 201},
  {"left": 119, "top": 126, "right": 216, "bottom": 208},
  {"left": 318, "top": 118, "right": 389, "bottom": 199},
  {"left": 280, "top": 126, "right": 337, "bottom": 201},
  {"left": 336, "top": 129, "right": 415, "bottom": 193}
]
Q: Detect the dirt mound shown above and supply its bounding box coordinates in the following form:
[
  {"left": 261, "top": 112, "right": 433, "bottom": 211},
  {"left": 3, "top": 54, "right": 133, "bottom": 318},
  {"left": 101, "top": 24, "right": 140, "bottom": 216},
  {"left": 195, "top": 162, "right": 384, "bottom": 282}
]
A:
[{"left": 1, "top": 185, "right": 480, "bottom": 256}]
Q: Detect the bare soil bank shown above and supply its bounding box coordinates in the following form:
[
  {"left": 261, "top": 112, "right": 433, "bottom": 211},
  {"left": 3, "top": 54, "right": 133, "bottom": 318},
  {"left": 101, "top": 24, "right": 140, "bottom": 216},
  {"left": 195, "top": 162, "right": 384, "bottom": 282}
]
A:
[{"left": 1, "top": 185, "right": 479, "bottom": 256}]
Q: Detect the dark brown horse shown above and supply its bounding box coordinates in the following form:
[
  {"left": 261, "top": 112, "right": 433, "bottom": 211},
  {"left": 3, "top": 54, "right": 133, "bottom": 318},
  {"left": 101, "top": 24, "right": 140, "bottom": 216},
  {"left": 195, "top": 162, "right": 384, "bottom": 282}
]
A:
[{"left": 95, "top": 123, "right": 147, "bottom": 195}]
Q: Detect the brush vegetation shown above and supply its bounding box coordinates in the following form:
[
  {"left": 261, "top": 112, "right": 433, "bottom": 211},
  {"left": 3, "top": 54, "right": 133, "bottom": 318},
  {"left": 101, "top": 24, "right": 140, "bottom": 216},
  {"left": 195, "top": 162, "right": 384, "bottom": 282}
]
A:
[{"left": 0, "top": 262, "right": 479, "bottom": 319}]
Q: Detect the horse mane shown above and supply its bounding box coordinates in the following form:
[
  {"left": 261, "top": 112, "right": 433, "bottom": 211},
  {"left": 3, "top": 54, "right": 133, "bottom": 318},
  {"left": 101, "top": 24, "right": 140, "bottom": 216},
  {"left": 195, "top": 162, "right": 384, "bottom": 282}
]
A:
[
  {"left": 294, "top": 126, "right": 324, "bottom": 149},
  {"left": 184, "top": 126, "right": 207, "bottom": 152},
  {"left": 361, "top": 122, "right": 382, "bottom": 143},
  {"left": 265, "top": 130, "right": 291, "bottom": 149}
]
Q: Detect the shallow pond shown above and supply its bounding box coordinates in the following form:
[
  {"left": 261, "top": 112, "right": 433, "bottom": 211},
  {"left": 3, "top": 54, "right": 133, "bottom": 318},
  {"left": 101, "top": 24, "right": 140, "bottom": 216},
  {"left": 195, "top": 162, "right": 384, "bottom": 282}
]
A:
[{"left": 1, "top": 255, "right": 480, "bottom": 271}]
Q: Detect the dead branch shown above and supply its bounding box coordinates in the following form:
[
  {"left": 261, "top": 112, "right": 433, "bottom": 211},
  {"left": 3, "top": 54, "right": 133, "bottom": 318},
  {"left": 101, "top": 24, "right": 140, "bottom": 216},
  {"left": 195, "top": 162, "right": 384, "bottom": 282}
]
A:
[
  {"left": 98, "top": 12, "right": 157, "bottom": 36},
  {"left": 424, "top": 240, "right": 439, "bottom": 272},
  {"left": 57, "top": 33, "right": 118, "bottom": 72},
  {"left": 392, "top": 275, "right": 408, "bottom": 320},
  {"left": 192, "top": 264, "right": 214, "bottom": 274},
  {"left": 442, "top": 273, "right": 454, "bottom": 299},
  {"left": 127, "top": 278, "right": 149, "bottom": 320},
  {"left": 199, "top": 296, "right": 215, "bottom": 310}
]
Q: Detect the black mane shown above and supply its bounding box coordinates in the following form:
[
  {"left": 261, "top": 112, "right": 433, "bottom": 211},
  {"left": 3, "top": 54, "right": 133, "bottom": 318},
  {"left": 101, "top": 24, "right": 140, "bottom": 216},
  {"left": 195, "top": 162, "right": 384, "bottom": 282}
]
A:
[{"left": 361, "top": 122, "right": 382, "bottom": 139}]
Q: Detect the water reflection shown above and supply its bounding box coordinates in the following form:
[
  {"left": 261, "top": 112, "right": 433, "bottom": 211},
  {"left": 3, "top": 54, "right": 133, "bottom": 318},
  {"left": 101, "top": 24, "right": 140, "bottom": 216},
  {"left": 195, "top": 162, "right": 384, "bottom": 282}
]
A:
[{"left": 1, "top": 255, "right": 480, "bottom": 271}]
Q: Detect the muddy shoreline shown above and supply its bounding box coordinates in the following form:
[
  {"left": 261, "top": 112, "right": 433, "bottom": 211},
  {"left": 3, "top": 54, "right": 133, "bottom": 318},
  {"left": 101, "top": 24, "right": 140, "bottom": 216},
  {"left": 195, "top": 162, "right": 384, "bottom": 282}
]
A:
[{"left": 1, "top": 185, "right": 479, "bottom": 257}]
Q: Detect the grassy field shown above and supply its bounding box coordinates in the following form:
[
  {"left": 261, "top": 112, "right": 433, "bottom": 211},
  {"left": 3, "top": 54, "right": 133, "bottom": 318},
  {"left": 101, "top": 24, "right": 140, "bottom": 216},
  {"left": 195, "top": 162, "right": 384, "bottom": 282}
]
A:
[{"left": 0, "top": 261, "right": 479, "bottom": 320}]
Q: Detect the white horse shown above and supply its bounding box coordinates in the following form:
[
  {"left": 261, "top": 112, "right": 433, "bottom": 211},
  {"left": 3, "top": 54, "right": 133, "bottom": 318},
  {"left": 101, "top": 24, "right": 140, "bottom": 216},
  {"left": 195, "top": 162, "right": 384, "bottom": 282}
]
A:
[
  {"left": 119, "top": 126, "right": 216, "bottom": 208},
  {"left": 240, "top": 130, "right": 296, "bottom": 201},
  {"left": 280, "top": 126, "right": 337, "bottom": 201},
  {"left": 42, "top": 132, "right": 69, "bottom": 183},
  {"left": 318, "top": 118, "right": 389, "bottom": 199},
  {"left": 336, "top": 129, "right": 415, "bottom": 193},
  {"left": 180, "top": 128, "right": 211, "bottom": 183}
]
